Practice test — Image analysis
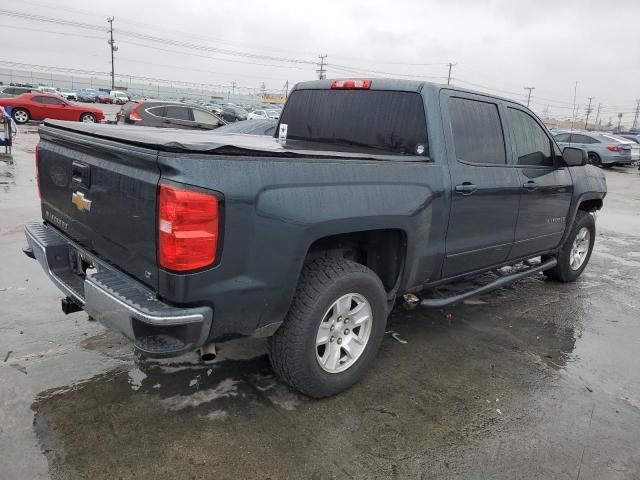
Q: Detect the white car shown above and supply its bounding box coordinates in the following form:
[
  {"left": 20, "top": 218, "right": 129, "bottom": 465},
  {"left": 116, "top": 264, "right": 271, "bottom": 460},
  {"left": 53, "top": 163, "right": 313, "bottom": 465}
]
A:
[
  {"left": 248, "top": 109, "right": 280, "bottom": 120},
  {"left": 60, "top": 90, "right": 78, "bottom": 101},
  {"left": 110, "top": 90, "right": 130, "bottom": 105}
]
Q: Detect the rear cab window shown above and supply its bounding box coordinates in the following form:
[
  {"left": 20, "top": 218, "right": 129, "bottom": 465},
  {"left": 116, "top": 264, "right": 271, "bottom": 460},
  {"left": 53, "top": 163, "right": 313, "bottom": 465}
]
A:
[{"left": 279, "top": 89, "right": 428, "bottom": 156}]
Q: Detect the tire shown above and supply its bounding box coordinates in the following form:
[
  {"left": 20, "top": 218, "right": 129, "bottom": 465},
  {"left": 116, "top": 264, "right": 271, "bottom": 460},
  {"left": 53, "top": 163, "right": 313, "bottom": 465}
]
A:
[
  {"left": 544, "top": 210, "right": 595, "bottom": 282},
  {"left": 12, "top": 108, "right": 30, "bottom": 124},
  {"left": 80, "top": 113, "right": 97, "bottom": 123},
  {"left": 587, "top": 152, "right": 601, "bottom": 167},
  {"left": 269, "top": 257, "right": 388, "bottom": 398}
]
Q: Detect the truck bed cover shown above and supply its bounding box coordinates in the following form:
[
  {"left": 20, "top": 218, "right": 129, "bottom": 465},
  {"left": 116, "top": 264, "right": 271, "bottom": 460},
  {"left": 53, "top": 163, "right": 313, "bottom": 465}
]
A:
[{"left": 42, "top": 120, "right": 422, "bottom": 161}]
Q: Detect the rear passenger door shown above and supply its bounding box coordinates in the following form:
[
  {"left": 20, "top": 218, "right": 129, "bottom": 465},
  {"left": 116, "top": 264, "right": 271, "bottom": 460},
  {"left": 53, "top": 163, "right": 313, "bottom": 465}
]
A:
[
  {"left": 505, "top": 107, "right": 573, "bottom": 258},
  {"left": 441, "top": 92, "right": 521, "bottom": 278}
]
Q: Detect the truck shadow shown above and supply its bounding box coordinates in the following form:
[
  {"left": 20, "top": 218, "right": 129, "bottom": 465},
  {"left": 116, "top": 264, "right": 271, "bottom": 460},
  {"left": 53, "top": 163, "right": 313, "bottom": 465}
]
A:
[{"left": 32, "top": 276, "right": 583, "bottom": 480}]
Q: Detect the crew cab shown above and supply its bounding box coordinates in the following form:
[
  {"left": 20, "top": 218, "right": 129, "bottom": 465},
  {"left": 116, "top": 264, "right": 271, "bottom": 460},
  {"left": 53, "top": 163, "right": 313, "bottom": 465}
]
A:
[{"left": 24, "top": 78, "right": 606, "bottom": 398}]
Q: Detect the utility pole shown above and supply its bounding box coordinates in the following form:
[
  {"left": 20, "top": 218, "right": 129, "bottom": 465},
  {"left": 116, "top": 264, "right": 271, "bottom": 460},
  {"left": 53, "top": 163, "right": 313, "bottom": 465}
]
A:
[
  {"left": 632, "top": 99, "right": 640, "bottom": 130},
  {"left": 260, "top": 82, "right": 266, "bottom": 97},
  {"left": 107, "top": 17, "right": 117, "bottom": 91},
  {"left": 524, "top": 86, "right": 535, "bottom": 108},
  {"left": 317, "top": 55, "right": 327, "bottom": 80},
  {"left": 231, "top": 81, "right": 237, "bottom": 96},
  {"left": 284, "top": 80, "right": 289, "bottom": 98},
  {"left": 583, "top": 97, "right": 594, "bottom": 129},
  {"left": 446, "top": 62, "right": 456, "bottom": 85},
  {"left": 594, "top": 103, "right": 602, "bottom": 127},
  {"left": 617, "top": 113, "right": 623, "bottom": 131}
]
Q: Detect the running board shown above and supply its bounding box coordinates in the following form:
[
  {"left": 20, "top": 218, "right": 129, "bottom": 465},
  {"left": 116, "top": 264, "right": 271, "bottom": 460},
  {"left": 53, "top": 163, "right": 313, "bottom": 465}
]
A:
[{"left": 420, "top": 258, "right": 557, "bottom": 308}]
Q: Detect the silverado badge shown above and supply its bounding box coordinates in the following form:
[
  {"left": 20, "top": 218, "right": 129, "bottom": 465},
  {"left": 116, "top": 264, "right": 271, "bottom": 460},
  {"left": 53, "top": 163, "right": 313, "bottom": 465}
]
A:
[{"left": 71, "top": 191, "right": 92, "bottom": 212}]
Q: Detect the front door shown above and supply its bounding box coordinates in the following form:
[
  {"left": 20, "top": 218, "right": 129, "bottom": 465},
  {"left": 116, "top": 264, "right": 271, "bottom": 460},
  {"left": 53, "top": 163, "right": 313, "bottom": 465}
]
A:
[
  {"left": 441, "top": 93, "right": 521, "bottom": 278},
  {"left": 505, "top": 107, "right": 573, "bottom": 258}
]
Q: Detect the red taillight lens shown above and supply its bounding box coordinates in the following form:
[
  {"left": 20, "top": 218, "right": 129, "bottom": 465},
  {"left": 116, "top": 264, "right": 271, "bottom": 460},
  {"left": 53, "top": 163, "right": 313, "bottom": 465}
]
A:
[
  {"left": 129, "top": 103, "right": 143, "bottom": 121},
  {"left": 35, "top": 145, "right": 41, "bottom": 198},
  {"left": 158, "top": 183, "right": 220, "bottom": 272},
  {"left": 607, "top": 145, "right": 622, "bottom": 151},
  {"left": 331, "top": 79, "right": 371, "bottom": 89}
]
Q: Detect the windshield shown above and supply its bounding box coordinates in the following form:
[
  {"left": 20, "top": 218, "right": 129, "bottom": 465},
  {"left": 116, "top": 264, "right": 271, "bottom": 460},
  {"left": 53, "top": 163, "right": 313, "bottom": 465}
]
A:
[{"left": 279, "top": 89, "right": 428, "bottom": 156}]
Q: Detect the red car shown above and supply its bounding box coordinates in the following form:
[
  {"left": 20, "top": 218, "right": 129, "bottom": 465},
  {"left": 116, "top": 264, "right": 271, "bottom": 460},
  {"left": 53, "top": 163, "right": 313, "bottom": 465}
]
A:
[{"left": 0, "top": 93, "right": 105, "bottom": 124}]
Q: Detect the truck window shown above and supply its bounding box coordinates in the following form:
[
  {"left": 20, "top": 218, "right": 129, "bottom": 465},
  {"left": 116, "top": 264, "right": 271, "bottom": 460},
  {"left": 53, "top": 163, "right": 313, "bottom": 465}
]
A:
[
  {"left": 280, "top": 90, "right": 428, "bottom": 156},
  {"left": 507, "top": 108, "right": 553, "bottom": 167},
  {"left": 448, "top": 97, "right": 506, "bottom": 165}
]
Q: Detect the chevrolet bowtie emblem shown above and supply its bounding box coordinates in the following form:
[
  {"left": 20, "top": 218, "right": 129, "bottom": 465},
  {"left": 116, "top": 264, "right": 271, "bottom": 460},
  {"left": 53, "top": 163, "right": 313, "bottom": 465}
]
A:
[{"left": 71, "top": 191, "right": 92, "bottom": 212}]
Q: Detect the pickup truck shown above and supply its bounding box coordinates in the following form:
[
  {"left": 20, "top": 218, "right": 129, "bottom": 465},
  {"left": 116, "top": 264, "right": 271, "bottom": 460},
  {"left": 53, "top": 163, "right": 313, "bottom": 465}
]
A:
[{"left": 24, "top": 78, "right": 606, "bottom": 397}]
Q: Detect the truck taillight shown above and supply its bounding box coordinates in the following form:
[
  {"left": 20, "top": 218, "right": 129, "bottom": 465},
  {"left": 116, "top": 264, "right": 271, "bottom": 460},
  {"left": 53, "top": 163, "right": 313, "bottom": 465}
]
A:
[
  {"left": 331, "top": 79, "right": 371, "bottom": 90},
  {"left": 158, "top": 182, "right": 220, "bottom": 272},
  {"left": 35, "top": 145, "right": 41, "bottom": 198},
  {"left": 129, "top": 103, "right": 143, "bottom": 121}
]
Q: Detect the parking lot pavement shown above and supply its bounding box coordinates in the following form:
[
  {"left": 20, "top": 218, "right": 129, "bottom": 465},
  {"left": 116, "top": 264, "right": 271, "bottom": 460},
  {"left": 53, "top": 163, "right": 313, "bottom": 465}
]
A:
[{"left": 1, "top": 129, "right": 639, "bottom": 480}]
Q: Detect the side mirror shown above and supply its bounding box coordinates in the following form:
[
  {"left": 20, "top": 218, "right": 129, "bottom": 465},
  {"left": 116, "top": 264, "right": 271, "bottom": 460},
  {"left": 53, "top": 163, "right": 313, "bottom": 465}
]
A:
[{"left": 562, "top": 147, "right": 587, "bottom": 166}]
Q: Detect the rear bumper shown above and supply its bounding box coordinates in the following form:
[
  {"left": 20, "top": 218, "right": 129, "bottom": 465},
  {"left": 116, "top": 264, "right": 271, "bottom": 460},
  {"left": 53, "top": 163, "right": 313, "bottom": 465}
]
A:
[{"left": 25, "top": 221, "right": 212, "bottom": 358}]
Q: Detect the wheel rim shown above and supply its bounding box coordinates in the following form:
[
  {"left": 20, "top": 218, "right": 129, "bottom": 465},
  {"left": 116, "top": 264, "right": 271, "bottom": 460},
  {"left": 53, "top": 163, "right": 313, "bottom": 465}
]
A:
[
  {"left": 14, "top": 110, "right": 28, "bottom": 123},
  {"left": 81, "top": 114, "right": 95, "bottom": 123},
  {"left": 316, "top": 293, "right": 373, "bottom": 373},
  {"left": 588, "top": 154, "right": 600, "bottom": 166},
  {"left": 570, "top": 227, "right": 590, "bottom": 270}
]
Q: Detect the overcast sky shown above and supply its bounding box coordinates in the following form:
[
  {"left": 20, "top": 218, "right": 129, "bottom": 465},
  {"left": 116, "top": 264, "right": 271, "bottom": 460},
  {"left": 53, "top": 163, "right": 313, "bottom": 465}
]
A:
[{"left": 3, "top": 0, "right": 640, "bottom": 123}]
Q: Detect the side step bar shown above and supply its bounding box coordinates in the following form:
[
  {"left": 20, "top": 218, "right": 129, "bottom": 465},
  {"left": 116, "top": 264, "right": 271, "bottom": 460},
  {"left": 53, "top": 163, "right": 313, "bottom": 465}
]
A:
[{"left": 420, "top": 258, "right": 557, "bottom": 308}]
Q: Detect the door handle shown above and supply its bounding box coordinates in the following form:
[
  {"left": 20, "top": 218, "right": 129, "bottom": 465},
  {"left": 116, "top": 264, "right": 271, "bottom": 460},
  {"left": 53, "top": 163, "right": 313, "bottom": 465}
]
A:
[
  {"left": 523, "top": 181, "right": 537, "bottom": 191},
  {"left": 455, "top": 182, "right": 477, "bottom": 195}
]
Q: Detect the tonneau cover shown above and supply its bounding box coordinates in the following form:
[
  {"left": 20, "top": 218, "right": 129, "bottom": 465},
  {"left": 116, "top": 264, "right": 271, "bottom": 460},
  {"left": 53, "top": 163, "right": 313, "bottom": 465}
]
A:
[{"left": 41, "top": 120, "right": 422, "bottom": 161}]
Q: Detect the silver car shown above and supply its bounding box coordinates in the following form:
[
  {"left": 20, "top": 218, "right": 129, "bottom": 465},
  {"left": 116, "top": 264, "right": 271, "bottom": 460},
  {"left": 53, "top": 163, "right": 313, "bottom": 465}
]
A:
[{"left": 553, "top": 131, "right": 640, "bottom": 167}]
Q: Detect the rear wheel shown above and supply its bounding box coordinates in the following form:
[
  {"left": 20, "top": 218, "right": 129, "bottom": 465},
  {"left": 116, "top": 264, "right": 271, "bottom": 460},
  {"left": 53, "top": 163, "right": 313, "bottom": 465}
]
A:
[
  {"left": 269, "top": 258, "right": 388, "bottom": 398},
  {"left": 587, "top": 152, "right": 601, "bottom": 166},
  {"left": 12, "top": 108, "right": 30, "bottom": 124},
  {"left": 544, "top": 210, "right": 595, "bottom": 282},
  {"left": 80, "top": 113, "right": 96, "bottom": 123}
]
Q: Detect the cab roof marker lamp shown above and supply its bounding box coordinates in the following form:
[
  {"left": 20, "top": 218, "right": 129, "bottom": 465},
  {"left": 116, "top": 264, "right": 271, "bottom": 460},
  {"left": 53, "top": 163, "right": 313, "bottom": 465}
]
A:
[{"left": 330, "top": 79, "right": 372, "bottom": 90}]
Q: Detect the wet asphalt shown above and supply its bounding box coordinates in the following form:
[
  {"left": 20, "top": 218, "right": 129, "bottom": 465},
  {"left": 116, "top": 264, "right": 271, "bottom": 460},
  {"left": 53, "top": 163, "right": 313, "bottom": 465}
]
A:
[{"left": 1, "top": 125, "right": 639, "bottom": 480}]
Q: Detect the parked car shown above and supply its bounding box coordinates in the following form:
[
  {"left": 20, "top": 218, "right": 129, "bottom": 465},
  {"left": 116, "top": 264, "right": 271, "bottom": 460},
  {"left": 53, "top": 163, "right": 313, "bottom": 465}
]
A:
[
  {"left": 613, "top": 131, "right": 640, "bottom": 144},
  {"left": 214, "top": 118, "right": 277, "bottom": 136},
  {"left": 247, "top": 109, "right": 280, "bottom": 120},
  {"left": 117, "top": 100, "right": 226, "bottom": 130},
  {"left": 24, "top": 78, "right": 606, "bottom": 398},
  {"left": 36, "top": 87, "right": 62, "bottom": 97},
  {"left": 60, "top": 90, "right": 79, "bottom": 102},
  {"left": 0, "top": 93, "right": 105, "bottom": 124},
  {"left": 95, "top": 92, "right": 114, "bottom": 104},
  {"left": 220, "top": 106, "right": 248, "bottom": 122},
  {"left": 553, "top": 131, "right": 640, "bottom": 166},
  {"left": 76, "top": 89, "right": 98, "bottom": 103},
  {"left": 1, "top": 86, "right": 36, "bottom": 97},
  {"left": 110, "top": 90, "right": 129, "bottom": 105}
]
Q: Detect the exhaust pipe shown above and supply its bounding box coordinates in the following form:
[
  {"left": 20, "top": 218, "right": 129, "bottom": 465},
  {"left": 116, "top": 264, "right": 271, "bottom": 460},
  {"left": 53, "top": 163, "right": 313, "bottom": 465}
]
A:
[{"left": 200, "top": 342, "right": 217, "bottom": 362}]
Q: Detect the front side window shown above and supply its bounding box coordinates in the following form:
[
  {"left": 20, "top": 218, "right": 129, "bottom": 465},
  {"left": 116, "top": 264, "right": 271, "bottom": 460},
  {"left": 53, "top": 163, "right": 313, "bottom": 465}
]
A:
[
  {"left": 508, "top": 108, "right": 553, "bottom": 167},
  {"left": 449, "top": 97, "right": 506, "bottom": 165},
  {"left": 40, "top": 96, "right": 65, "bottom": 105},
  {"left": 280, "top": 89, "right": 428, "bottom": 156},
  {"left": 554, "top": 133, "right": 570, "bottom": 142}
]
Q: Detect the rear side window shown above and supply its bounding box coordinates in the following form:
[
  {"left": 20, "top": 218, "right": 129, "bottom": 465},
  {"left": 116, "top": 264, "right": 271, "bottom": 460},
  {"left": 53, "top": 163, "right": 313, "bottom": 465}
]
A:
[
  {"left": 280, "top": 90, "right": 428, "bottom": 156},
  {"left": 554, "top": 133, "right": 570, "bottom": 142},
  {"left": 449, "top": 97, "right": 506, "bottom": 165},
  {"left": 507, "top": 108, "right": 553, "bottom": 167},
  {"left": 164, "top": 106, "right": 192, "bottom": 121}
]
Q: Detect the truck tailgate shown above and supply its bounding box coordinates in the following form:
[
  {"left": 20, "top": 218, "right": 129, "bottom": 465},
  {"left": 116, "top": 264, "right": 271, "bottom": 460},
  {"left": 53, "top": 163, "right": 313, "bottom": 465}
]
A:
[{"left": 38, "top": 124, "right": 160, "bottom": 289}]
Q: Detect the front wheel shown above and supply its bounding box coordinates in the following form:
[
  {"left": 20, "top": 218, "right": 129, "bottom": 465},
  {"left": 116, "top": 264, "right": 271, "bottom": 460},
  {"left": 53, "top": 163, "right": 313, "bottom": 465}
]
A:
[
  {"left": 544, "top": 210, "right": 595, "bottom": 282},
  {"left": 12, "top": 108, "right": 30, "bottom": 124},
  {"left": 80, "top": 113, "right": 96, "bottom": 123},
  {"left": 269, "top": 258, "right": 388, "bottom": 398}
]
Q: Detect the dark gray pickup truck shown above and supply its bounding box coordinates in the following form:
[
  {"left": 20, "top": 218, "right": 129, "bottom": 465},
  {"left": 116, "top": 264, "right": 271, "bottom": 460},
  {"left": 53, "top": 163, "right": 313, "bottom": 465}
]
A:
[{"left": 25, "top": 78, "right": 606, "bottom": 397}]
